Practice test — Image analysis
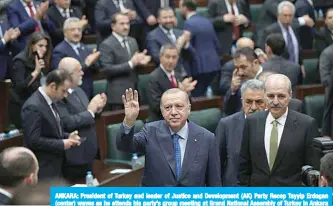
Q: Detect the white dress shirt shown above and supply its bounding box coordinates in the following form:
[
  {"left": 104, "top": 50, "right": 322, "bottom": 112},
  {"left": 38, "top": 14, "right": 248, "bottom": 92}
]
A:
[
  {"left": 38, "top": 87, "right": 58, "bottom": 119},
  {"left": 264, "top": 108, "right": 288, "bottom": 166},
  {"left": 160, "top": 64, "right": 177, "bottom": 83},
  {"left": 224, "top": 0, "right": 239, "bottom": 15},
  {"left": 20, "top": 0, "right": 36, "bottom": 17},
  {"left": 0, "top": 187, "right": 12, "bottom": 199}
]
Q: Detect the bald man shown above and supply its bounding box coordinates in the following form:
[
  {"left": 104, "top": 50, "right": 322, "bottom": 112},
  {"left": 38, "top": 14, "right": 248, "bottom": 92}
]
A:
[
  {"left": 239, "top": 74, "right": 319, "bottom": 186},
  {"left": 56, "top": 57, "right": 107, "bottom": 183},
  {"left": 0, "top": 147, "right": 39, "bottom": 205},
  {"left": 220, "top": 37, "right": 255, "bottom": 95}
]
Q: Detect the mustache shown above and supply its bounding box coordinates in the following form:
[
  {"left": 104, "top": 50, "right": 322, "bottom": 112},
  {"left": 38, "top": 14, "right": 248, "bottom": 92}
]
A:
[{"left": 270, "top": 104, "right": 282, "bottom": 108}]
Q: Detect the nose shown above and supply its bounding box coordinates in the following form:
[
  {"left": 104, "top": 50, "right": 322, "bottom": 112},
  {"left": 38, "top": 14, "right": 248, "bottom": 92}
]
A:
[
  {"left": 170, "top": 106, "right": 177, "bottom": 115},
  {"left": 272, "top": 96, "right": 279, "bottom": 105},
  {"left": 250, "top": 101, "right": 258, "bottom": 111}
]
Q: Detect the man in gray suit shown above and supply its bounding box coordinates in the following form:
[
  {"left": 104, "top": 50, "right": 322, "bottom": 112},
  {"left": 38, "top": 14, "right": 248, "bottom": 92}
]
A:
[
  {"left": 99, "top": 13, "right": 151, "bottom": 110},
  {"left": 56, "top": 57, "right": 107, "bottom": 183},
  {"left": 262, "top": 33, "right": 301, "bottom": 96},
  {"left": 319, "top": 44, "right": 333, "bottom": 92},
  {"left": 239, "top": 74, "right": 319, "bottom": 186},
  {"left": 215, "top": 79, "right": 266, "bottom": 186},
  {"left": 117, "top": 88, "right": 221, "bottom": 186}
]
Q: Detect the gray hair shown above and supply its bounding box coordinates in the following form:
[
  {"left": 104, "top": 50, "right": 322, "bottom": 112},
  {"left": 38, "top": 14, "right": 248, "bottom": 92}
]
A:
[
  {"left": 241, "top": 79, "right": 265, "bottom": 97},
  {"left": 277, "top": 1, "right": 295, "bottom": 15},
  {"left": 159, "top": 44, "right": 178, "bottom": 56},
  {"left": 63, "top": 17, "right": 81, "bottom": 30},
  {"left": 265, "top": 73, "right": 292, "bottom": 94}
]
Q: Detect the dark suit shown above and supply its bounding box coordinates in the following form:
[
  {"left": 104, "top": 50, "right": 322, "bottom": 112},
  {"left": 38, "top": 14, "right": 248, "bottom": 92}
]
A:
[
  {"left": 56, "top": 87, "right": 98, "bottom": 182},
  {"left": 47, "top": 5, "right": 82, "bottom": 46},
  {"left": 0, "top": 192, "right": 11, "bottom": 205},
  {"left": 215, "top": 111, "right": 245, "bottom": 186},
  {"left": 239, "top": 110, "right": 319, "bottom": 186},
  {"left": 99, "top": 34, "right": 139, "bottom": 106},
  {"left": 6, "top": 0, "right": 55, "bottom": 50},
  {"left": 146, "top": 26, "right": 193, "bottom": 77},
  {"left": 322, "top": 71, "right": 333, "bottom": 137},
  {"left": 141, "top": 0, "right": 173, "bottom": 17},
  {"left": 295, "top": 0, "right": 315, "bottom": 49},
  {"left": 208, "top": 0, "right": 251, "bottom": 55},
  {"left": 21, "top": 89, "right": 68, "bottom": 179},
  {"left": 184, "top": 14, "right": 221, "bottom": 96},
  {"left": 262, "top": 55, "right": 301, "bottom": 95},
  {"left": 219, "top": 60, "right": 234, "bottom": 96},
  {"left": 147, "top": 66, "right": 183, "bottom": 122},
  {"left": 319, "top": 44, "right": 333, "bottom": 87},
  {"left": 116, "top": 120, "right": 221, "bottom": 186},
  {"left": 315, "top": 27, "right": 333, "bottom": 57},
  {"left": 52, "top": 40, "right": 98, "bottom": 99}
]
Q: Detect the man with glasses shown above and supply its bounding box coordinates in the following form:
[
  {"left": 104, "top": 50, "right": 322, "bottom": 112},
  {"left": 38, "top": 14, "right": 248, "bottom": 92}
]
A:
[{"left": 215, "top": 79, "right": 266, "bottom": 186}]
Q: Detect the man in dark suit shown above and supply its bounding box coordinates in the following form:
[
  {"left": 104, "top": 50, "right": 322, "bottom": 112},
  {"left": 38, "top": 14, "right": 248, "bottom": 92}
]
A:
[
  {"left": 52, "top": 17, "right": 100, "bottom": 99},
  {"left": 262, "top": 33, "right": 301, "bottom": 95},
  {"left": 322, "top": 70, "right": 333, "bottom": 138},
  {"left": 142, "top": 0, "right": 173, "bottom": 17},
  {"left": 0, "top": 147, "right": 39, "bottom": 205},
  {"left": 239, "top": 74, "right": 319, "bottom": 186},
  {"left": 208, "top": 0, "right": 251, "bottom": 56},
  {"left": 319, "top": 44, "right": 333, "bottom": 92},
  {"left": 6, "top": 0, "right": 55, "bottom": 50},
  {"left": 117, "top": 88, "right": 221, "bottom": 186},
  {"left": 295, "top": 0, "right": 315, "bottom": 49},
  {"left": 315, "top": 9, "right": 333, "bottom": 55},
  {"left": 219, "top": 37, "right": 254, "bottom": 95},
  {"left": 99, "top": 13, "right": 151, "bottom": 110},
  {"left": 216, "top": 79, "right": 266, "bottom": 186},
  {"left": 179, "top": 0, "right": 221, "bottom": 97},
  {"left": 147, "top": 44, "right": 197, "bottom": 122},
  {"left": 94, "top": 0, "right": 156, "bottom": 47},
  {"left": 47, "top": 0, "right": 87, "bottom": 46},
  {"left": 56, "top": 57, "right": 107, "bottom": 183},
  {"left": 21, "top": 69, "right": 81, "bottom": 180},
  {"left": 146, "top": 7, "right": 193, "bottom": 77}
]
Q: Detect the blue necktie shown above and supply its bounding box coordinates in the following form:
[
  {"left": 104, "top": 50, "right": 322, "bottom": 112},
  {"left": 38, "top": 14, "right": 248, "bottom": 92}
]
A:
[
  {"left": 172, "top": 133, "right": 181, "bottom": 180},
  {"left": 286, "top": 29, "right": 295, "bottom": 63}
]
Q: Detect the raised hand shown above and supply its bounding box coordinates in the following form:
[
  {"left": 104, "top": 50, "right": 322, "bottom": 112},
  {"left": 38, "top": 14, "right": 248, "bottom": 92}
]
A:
[
  {"left": 231, "top": 68, "right": 241, "bottom": 94},
  {"left": 122, "top": 88, "right": 139, "bottom": 127}
]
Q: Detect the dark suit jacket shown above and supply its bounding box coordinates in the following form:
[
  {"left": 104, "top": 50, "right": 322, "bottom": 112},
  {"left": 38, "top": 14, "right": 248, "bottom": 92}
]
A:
[
  {"left": 6, "top": 0, "right": 55, "bottom": 50},
  {"left": 56, "top": 87, "right": 98, "bottom": 165},
  {"left": 47, "top": 5, "right": 82, "bottom": 46},
  {"left": 21, "top": 90, "right": 69, "bottom": 179},
  {"left": 262, "top": 55, "right": 301, "bottom": 95},
  {"left": 219, "top": 60, "right": 234, "bottom": 96},
  {"left": 116, "top": 120, "right": 221, "bottom": 186},
  {"left": 146, "top": 26, "right": 193, "bottom": 77},
  {"left": 0, "top": 192, "right": 11, "bottom": 205},
  {"left": 141, "top": 0, "right": 173, "bottom": 17},
  {"left": 99, "top": 34, "right": 139, "bottom": 104},
  {"left": 239, "top": 110, "right": 319, "bottom": 186},
  {"left": 208, "top": 0, "right": 251, "bottom": 55},
  {"left": 295, "top": 0, "right": 315, "bottom": 49},
  {"left": 322, "top": 71, "right": 333, "bottom": 137},
  {"left": 319, "top": 44, "right": 333, "bottom": 87},
  {"left": 184, "top": 14, "right": 221, "bottom": 76},
  {"left": 315, "top": 26, "right": 333, "bottom": 56},
  {"left": 52, "top": 40, "right": 98, "bottom": 99},
  {"left": 147, "top": 66, "right": 183, "bottom": 122},
  {"left": 215, "top": 111, "right": 245, "bottom": 186}
]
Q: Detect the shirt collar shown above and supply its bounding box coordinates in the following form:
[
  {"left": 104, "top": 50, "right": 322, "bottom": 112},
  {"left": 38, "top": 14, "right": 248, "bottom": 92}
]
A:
[
  {"left": 159, "top": 25, "right": 173, "bottom": 34},
  {"left": 113, "top": 31, "right": 126, "bottom": 43},
  {"left": 186, "top": 12, "right": 196, "bottom": 20},
  {"left": 160, "top": 64, "right": 175, "bottom": 79},
  {"left": 0, "top": 187, "right": 12, "bottom": 199},
  {"left": 21, "top": 0, "right": 33, "bottom": 7},
  {"left": 56, "top": 5, "right": 67, "bottom": 13},
  {"left": 38, "top": 86, "right": 53, "bottom": 106},
  {"left": 65, "top": 38, "right": 81, "bottom": 49},
  {"left": 169, "top": 121, "right": 188, "bottom": 140},
  {"left": 278, "top": 21, "right": 291, "bottom": 33},
  {"left": 267, "top": 107, "right": 288, "bottom": 126},
  {"left": 255, "top": 66, "right": 263, "bottom": 78},
  {"left": 68, "top": 88, "right": 74, "bottom": 94}
]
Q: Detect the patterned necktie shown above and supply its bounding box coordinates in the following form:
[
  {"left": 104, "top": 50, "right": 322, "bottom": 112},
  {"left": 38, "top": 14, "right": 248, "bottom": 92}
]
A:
[
  {"left": 51, "top": 103, "right": 63, "bottom": 137},
  {"left": 286, "top": 29, "right": 295, "bottom": 63},
  {"left": 172, "top": 133, "right": 181, "bottom": 180},
  {"left": 269, "top": 120, "right": 278, "bottom": 170}
]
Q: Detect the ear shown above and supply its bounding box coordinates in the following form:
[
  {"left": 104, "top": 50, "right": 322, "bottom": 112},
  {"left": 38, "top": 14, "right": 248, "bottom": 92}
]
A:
[
  {"left": 320, "top": 175, "right": 327, "bottom": 187},
  {"left": 24, "top": 173, "right": 34, "bottom": 185},
  {"left": 188, "top": 104, "right": 191, "bottom": 113}
]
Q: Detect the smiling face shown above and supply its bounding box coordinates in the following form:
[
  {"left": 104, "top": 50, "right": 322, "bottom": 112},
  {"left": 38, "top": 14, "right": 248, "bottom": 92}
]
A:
[{"left": 32, "top": 39, "right": 48, "bottom": 58}]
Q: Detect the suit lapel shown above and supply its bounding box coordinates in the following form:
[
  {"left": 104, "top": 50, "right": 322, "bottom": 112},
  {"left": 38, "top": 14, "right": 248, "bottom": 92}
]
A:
[
  {"left": 156, "top": 121, "right": 177, "bottom": 178},
  {"left": 63, "top": 41, "right": 80, "bottom": 59},
  {"left": 111, "top": 35, "right": 129, "bottom": 59},
  {"left": 258, "top": 111, "right": 270, "bottom": 172},
  {"left": 157, "top": 27, "right": 173, "bottom": 44},
  {"left": 157, "top": 67, "right": 173, "bottom": 89},
  {"left": 180, "top": 121, "right": 201, "bottom": 180},
  {"left": 67, "top": 90, "right": 85, "bottom": 110}
]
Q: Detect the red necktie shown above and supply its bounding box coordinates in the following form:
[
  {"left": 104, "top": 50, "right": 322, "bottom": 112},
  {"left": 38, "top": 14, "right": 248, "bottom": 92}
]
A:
[
  {"left": 170, "top": 74, "right": 177, "bottom": 88},
  {"left": 27, "top": 3, "right": 40, "bottom": 32},
  {"left": 231, "top": 6, "right": 240, "bottom": 40}
]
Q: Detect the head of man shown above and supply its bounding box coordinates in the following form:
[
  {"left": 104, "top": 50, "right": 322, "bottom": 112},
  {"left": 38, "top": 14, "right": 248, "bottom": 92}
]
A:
[
  {"left": 179, "top": 0, "right": 197, "bottom": 18},
  {"left": 159, "top": 44, "right": 179, "bottom": 72},
  {"left": 58, "top": 57, "right": 83, "bottom": 87},
  {"left": 241, "top": 79, "right": 266, "bottom": 115},
  {"left": 265, "top": 74, "right": 291, "bottom": 119},
  {"left": 325, "top": 9, "right": 333, "bottom": 30},
  {"left": 44, "top": 69, "right": 73, "bottom": 101},
  {"left": 277, "top": 1, "right": 295, "bottom": 28},
  {"left": 63, "top": 17, "right": 82, "bottom": 44},
  {"left": 160, "top": 88, "right": 190, "bottom": 132},
  {"left": 256, "top": 71, "right": 276, "bottom": 82},
  {"left": 111, "top": 13, "right": 130, "bottom": 37},
  {"left": 236, "top": 37, "right": 255, "bottom": 50},
  {"left": 54, "top": 0, "right": 70, "bottom": 9},
  {"left": 320, "top": 153, "right": 333, "bottom": 187},
  {"left": 265, "top": 33, "right": 285, "bottom": 58},
  {"left": 158, "top": 7, "right": 176, "bottom": 30},
  {"left": 0, "top": 147, "right": 39, "bottom": 189},
  {"left": 234, "top": 47, "right": 260, "bottom": 81}
]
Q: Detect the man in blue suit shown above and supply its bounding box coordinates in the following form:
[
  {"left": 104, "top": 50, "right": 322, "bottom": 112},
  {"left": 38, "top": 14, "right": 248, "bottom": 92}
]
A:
[
  {"left": 117, "top": 88, "right": 221, "bottom": 186},
  {"left": 146, "top": 7, "right": 193, "bottom": 77},
  {"left": 215, "top": 79, "right": 266, "bottom": 186},
  {"left": 6, "top": 0, "right": 55, "bottom": 50},
  {"left": 52, "top": 17, "right": 100, "bottom": 99},
  {"left": 179, "top": 0, "right": 221, "bottom": 97}
]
